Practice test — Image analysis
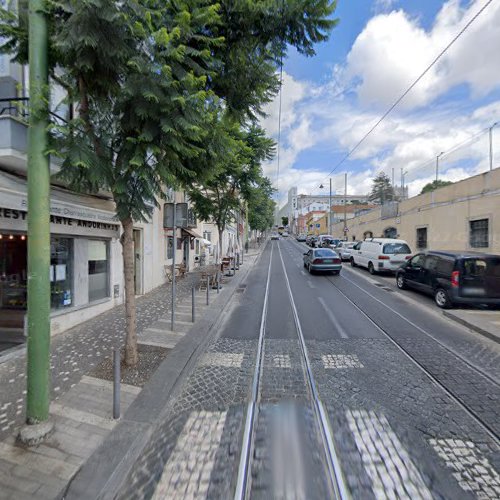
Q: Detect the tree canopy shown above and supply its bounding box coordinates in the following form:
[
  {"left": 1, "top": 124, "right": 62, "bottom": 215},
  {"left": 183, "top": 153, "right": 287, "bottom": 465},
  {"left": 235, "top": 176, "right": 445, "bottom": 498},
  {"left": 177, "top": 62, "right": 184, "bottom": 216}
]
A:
[{"left": 369, "top": 172, "right": 397, "bottom": 204}]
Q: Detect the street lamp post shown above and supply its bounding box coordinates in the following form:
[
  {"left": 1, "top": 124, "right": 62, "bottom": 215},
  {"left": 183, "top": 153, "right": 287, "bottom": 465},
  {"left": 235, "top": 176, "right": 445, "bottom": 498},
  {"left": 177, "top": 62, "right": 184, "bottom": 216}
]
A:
[
  {"left": 489, "top": 122, "right": 498, "bottom": 171},
  {"left": 436, "top": 152, "right": 444, "bottom": 183}
]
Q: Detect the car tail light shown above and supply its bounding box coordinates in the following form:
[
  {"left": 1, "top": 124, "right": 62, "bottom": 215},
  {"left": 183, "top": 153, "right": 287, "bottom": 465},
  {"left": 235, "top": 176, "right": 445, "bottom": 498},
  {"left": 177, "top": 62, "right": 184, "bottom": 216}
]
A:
[
  {"left": 405, "top": 255, "right": 412, "bottom": 260},
  {"left": 333, "top": 258, "right": 341, "bottom": 264},
  {"left": 378, "top": 255, "right": 390, "bottom": 260},
  {"left": 313, "top": 259, "right": 323, "bottom": 264},
  {"left": 451, "top": 271, "right": 460, "bottom": 287}
]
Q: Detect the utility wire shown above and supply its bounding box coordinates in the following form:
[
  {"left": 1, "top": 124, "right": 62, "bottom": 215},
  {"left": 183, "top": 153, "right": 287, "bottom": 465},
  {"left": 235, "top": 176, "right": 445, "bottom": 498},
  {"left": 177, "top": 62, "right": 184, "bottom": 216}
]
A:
[{"left": 322, "top": 0, "right": 495, "bottom": 180}]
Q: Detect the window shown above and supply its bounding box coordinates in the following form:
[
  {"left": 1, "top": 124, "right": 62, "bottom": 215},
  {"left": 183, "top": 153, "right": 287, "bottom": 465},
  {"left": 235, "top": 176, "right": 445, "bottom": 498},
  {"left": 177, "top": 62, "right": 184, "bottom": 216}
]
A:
[
  {"left": 463, "top": 259, "right": 487, "bottom": 278},
  {"left": 409, "top": 254, "right": 425, "bottom": 268},
  {"left": 88, "top": 240, "right": 109, "bottom": 301},
  {"left": 469, "top": 219, "right": 489, "bottom": 248},
  {"left": 383, "top": 227, "right": 397, "bottom": 238},
  {"left": 203, "top": 231, "right": 211, "bottom": 242},
  {"left": 383, "top": 243, "right": 411, "bottom": 254},
  {"left": 416, "top": 228, "right": 427, "bottom": 249},
  {"left": 51, "top": 237, "right": 73, "bottom": 309},
  {"left": 423, "top": 255, "right": 439, "bottom": 271}
]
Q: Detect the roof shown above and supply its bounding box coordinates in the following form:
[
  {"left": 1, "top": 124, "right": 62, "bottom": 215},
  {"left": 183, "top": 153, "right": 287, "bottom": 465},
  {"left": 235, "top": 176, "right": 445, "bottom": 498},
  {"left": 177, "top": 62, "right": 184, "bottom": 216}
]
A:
[{"left": 424, "top": 250, "right": 500, "bottom": 259}]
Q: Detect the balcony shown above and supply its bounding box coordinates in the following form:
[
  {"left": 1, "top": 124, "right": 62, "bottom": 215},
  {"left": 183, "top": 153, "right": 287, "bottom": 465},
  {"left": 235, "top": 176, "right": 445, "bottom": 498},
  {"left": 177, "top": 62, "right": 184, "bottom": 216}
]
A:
[{"left": 0, "top": 97, "right": 62, "bottom": 175}]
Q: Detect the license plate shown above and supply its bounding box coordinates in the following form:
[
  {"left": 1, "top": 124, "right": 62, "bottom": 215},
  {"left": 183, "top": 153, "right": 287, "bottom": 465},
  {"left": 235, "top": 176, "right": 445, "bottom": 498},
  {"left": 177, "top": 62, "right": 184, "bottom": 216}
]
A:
[{"left": 323, "top": 259, "right": 333, "bottom": 263}]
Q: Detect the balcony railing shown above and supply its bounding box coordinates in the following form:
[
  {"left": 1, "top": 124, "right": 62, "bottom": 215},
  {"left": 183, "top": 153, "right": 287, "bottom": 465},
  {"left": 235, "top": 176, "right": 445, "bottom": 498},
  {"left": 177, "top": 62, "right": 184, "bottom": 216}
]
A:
[
  {"left": 0, "top": 97, "right": 68, "bottom": 125},
  {"left": 0, "top": 97, "right": 29, "bottom": 120}
]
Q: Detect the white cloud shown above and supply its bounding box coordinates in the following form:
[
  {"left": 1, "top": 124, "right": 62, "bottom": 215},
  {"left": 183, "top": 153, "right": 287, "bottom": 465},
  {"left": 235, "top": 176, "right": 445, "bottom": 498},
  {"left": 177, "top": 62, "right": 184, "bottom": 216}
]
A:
[
  {"left": 345, "top": 0, "right": 500, "bottom": 110},
  {"left": 261, "top": 1, "right": 500, "bottom": 208}
]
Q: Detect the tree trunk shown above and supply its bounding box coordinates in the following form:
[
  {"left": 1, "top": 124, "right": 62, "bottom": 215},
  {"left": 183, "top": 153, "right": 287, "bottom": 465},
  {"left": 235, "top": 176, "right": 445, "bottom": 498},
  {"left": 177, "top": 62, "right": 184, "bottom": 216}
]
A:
[
  {"left": 121, "top": 217, "right": 138, "bottom": 367},
  {"left": 218, "top": 227, "right": 225, "bottom": 263}
]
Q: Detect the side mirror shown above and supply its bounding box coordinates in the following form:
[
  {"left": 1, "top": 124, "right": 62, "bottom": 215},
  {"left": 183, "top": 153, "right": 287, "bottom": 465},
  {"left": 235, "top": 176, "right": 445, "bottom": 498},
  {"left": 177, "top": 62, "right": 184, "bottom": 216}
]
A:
[{"left": 303, "top": 253, "right": 308, "bottom": 256}]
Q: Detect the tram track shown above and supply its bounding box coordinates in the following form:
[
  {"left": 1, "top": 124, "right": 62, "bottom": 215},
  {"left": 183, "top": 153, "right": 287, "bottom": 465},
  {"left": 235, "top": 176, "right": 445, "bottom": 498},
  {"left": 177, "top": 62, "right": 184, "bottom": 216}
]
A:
[
  {"left": 234, "top": 240, "right": 350, "bottom": 500},
  {"left": 286, "top": 237, "right": 500, "bottom": 446}
]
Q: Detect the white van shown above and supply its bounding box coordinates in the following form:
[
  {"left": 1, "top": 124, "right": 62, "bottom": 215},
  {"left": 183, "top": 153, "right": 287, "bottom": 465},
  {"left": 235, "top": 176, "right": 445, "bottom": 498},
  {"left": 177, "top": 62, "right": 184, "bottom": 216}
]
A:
[{"left": 350, "top": 238, "right": 412, "bottom": 274}]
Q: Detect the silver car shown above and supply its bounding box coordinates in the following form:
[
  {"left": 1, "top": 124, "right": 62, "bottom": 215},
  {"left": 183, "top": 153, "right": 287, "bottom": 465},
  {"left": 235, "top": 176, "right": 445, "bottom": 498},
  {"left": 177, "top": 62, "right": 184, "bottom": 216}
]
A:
[
  {"left": 303, "top": 248, "right": 342, "bottom": 275},
  {"left": 337, "top": 241, "right": 359, "bottom": 261}
]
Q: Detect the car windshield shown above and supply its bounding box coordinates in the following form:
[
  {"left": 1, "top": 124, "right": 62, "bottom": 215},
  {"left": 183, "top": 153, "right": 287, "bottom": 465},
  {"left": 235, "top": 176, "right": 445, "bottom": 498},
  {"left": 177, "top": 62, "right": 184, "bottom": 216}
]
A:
[
  {"left": 315, "top": 249, "right": 336, "bottom": 257},
  {"left": 383, "top": 243, "right": 411, "bottom": 254}
]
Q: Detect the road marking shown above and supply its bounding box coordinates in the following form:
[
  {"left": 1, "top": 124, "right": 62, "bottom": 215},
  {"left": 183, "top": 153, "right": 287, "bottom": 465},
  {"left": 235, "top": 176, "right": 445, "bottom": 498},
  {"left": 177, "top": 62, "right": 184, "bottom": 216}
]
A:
[
  {"left": 153, "top": 410, "right": 227, "bottom": 499},
  {"left": 273, "top": 354, "right": 292, "bottom": 368},
  {"left": 300, "top": 270, "right": 306, "bottom": 276},
  {"left": 318, "top": 297, "right": 348, "bottom": 339},
  {"left": 429, "top": 438, "right": 500, "bottom": 498},
  {"left": 322, "top": 354, "right": 363, "bottom": 369},
  {"left": 346, "top": 409, "right": 432, "bottom": 500},
  {"left": 307, "top": 280, "right": 316, "bottom": 289},
  {"left": 200, "top": 352, "right": 244, "bottom": 368}
]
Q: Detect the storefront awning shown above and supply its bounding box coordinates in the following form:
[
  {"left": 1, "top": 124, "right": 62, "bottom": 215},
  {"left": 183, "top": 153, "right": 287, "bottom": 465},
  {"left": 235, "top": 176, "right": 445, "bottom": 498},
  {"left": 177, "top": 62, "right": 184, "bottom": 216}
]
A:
[{"left": 182, "top": 227, "right": 203, "bottom": 239}]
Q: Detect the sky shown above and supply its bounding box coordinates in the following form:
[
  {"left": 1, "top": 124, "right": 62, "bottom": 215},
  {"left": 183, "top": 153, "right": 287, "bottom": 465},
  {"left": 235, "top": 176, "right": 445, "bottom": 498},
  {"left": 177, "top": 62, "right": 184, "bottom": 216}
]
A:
[{"left": 261, "top": 0, "right": 500, "bottom": 208}]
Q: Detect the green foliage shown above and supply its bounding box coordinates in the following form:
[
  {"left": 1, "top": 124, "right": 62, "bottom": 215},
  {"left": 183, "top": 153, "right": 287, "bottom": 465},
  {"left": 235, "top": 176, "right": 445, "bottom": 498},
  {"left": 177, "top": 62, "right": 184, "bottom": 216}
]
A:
[
  {"left": 281, "top": 216, "right": 289, "bottom": 226},
  {"left": 420, "top": 179, "right": 453, "bottom": 194},
  {"left": 187, "top": 122, "right": 275, "bottom": 235},
  {"left": 248, "top": 177, "right": 275, "bottom": 232},
  {"left": 369, "top": 172, "right": 397, "bottom": 204}
]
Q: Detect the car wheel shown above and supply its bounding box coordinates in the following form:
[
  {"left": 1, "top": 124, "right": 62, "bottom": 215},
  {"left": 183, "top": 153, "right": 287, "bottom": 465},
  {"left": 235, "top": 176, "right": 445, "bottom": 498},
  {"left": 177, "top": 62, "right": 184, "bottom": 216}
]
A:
[
  {"left": 368, "top": 262, "right": 375, "bottom": 275},
  {"left": 396, "top": 274, "right": 407, "bottom": 290},
  {"left": 435, "top": 288, "right": 452, "bottom": 309},
  {"left": 350, "top": 257, "right": 356, "bottom": 267}
]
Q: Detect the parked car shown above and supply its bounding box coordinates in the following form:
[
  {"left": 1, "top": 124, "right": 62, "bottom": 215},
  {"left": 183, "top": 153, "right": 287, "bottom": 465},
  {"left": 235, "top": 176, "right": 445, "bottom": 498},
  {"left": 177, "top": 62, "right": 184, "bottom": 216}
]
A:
[
  {"left": 396, "top": 250, "right": 500, "bottom": 309},
  {"left": 271, "top": 233, "right": 280, "bottom": 240},
  {"left": 350, "top": 238, "right": 412, "bottom": 274},
  {"left": 303, "top": 248, "right": 342, "bottom": 275},
  {"left": 337, "top": 241, "right": 359, "bottom": 261},
  {"left": 296, "top": 233, "right": 307, "bottom": 242},
  {"left": 317, "top": 235, "right": 336, "bottom": 248},
  {"left": 321, "top": 237, "right": 341, "bottom": 249},
  {"left": 282, "top": 232, "right": 289, "bottom": 237}
]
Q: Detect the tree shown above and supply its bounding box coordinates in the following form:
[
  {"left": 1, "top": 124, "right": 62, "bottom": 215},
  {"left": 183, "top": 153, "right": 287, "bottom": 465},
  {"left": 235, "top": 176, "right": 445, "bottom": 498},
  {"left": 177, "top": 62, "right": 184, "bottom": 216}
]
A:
[
  {"left": 0, "top": 0, "right": 339, "bottom": 366},
  {"left": 369, "top": 172, "right": 396, "bottom": 204},
  {"left": 1, "top": 0, "right": 221, "bottom": 366},
  {"left": 187, "top": 124, "right": 275, "bottom": 257},
  {"left": 248, "top": 177, "right": 275, "bottom": 232},
  {"left": 281, "top": 216, "right": 289, "bottom": 227},
  {"left": 420, "top": 179, "right": 453, "bottom": 194}
]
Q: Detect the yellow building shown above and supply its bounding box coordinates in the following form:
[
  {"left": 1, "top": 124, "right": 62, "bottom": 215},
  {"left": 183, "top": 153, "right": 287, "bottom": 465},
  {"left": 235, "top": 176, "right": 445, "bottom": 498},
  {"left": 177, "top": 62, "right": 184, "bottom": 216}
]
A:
[{"left": 332, "top": 168, "right": 500, "bottom": 254}]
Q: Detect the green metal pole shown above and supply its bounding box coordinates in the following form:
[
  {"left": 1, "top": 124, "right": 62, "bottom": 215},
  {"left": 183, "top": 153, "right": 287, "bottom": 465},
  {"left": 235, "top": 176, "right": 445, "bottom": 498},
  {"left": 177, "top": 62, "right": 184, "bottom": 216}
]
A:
[{"left": 26, "top": 0, "right": 51, "bottom": 425}]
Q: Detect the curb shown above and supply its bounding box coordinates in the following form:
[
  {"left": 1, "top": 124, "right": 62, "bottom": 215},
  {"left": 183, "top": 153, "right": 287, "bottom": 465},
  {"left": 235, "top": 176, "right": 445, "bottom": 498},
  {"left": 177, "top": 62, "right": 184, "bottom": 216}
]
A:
[
  {"left": 62, "top": 247, "right": 266, "bottom": 500},
  {"left": 443, "top": 311, "right": 500, "bottom": 345}
]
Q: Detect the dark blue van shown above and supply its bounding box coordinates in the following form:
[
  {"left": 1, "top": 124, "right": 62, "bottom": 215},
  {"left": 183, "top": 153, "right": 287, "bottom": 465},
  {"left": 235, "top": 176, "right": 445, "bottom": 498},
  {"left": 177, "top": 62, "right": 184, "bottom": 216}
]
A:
[{"left": 396, "top": 250, "right": 500, "bottom": 308}]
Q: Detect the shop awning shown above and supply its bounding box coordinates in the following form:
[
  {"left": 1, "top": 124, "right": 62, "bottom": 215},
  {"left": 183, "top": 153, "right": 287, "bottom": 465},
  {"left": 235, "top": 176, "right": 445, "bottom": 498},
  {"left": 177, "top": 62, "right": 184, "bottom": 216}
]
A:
[{"left": 182, "top": 227, "right": 203, "bottom": 239}]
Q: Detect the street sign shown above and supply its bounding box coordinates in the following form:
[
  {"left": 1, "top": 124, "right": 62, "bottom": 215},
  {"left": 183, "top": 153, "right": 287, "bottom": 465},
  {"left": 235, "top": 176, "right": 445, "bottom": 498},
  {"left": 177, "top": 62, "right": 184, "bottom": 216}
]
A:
[
  {"left": 163, "top": 202, "right": 188, "bottom": 228},
  {"left": 316, "top": 223, "right": 321, "bottom": 228}
]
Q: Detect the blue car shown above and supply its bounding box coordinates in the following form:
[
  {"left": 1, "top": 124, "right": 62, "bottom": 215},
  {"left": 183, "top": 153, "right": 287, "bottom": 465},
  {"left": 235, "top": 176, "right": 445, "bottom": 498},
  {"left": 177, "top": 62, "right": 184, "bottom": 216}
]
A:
[{"left": 303, "top": 248, "right": 342, "bottom": 275}]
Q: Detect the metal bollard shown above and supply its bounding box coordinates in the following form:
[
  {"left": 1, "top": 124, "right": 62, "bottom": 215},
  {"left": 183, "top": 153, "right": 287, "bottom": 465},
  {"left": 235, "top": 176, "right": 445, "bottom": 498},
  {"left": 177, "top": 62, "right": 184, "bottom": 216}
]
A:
[
  {"left": 206, "top": 279, "right": 210, "bottom": 305},
  {"left": 217, "top": 272, "right": 220, "bottom": 294},
  {"left": 192, "top": 287, "right": 196, "bottom": 323},
  {"left": 113, "top": 347, "right": 120, "bottom": 419}
]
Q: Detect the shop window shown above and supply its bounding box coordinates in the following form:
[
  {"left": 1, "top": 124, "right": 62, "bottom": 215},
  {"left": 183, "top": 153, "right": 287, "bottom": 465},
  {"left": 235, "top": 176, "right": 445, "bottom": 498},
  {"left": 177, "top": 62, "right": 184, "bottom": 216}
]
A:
[
  {"left": 416, "top": 227, "right": 427, "bottom": 249},
  {"left": 88, "top": 240, "right": 109, "bottom": 301},
  {"left": 51, "top": 237, "right": 73, "bottom": 309},
  {"left": 0, "top": 233, "right": 28, "bottom": 311},
  {"left": 469, "top": 219, "right": 488, "bottom": 248}
]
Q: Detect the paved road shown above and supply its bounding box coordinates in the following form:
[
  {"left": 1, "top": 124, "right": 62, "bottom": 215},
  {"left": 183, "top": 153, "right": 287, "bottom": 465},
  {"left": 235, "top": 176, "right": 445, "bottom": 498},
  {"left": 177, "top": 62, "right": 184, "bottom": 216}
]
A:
[{"left": 117, "top": 239, "right": 500, "bottom": 499}]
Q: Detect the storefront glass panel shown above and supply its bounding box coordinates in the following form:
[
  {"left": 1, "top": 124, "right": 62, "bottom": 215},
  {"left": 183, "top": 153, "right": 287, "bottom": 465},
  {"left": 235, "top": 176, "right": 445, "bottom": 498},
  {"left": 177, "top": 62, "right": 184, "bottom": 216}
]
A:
[
  {"left": 88, "top": 240, "right": 109, "bottom": 301},
  {"left": 50, "top": 237, "right": 73, "bottom": 309}
]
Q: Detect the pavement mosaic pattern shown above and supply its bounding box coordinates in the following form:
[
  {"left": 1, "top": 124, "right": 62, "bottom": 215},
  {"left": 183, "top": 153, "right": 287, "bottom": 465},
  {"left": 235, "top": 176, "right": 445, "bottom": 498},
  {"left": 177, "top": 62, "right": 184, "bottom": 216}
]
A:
[
  {"left": 0, "top": 273, "right": 199, "bottom": 440},
  {"left": 307, "top": 338, "right": 500, "bottom": 499}
]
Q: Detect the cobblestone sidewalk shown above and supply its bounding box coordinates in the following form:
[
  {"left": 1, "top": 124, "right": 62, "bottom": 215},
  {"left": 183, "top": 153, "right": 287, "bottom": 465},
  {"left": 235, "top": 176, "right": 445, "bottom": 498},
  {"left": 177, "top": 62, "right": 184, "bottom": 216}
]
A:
[{"left": 0, "top": 272, "right": 200, "bottom": 439}]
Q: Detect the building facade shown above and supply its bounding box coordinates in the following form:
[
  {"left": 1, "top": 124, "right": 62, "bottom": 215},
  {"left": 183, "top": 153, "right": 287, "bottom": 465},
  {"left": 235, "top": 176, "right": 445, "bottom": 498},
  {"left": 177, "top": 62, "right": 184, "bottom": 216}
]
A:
[{"left": 331, "top": 168, "right": 500, "bottom": 254}]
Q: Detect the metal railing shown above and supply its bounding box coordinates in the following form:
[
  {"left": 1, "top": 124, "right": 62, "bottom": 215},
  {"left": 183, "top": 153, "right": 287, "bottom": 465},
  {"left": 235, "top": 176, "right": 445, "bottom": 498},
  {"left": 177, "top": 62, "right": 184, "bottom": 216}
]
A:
[{"left": 0, "top": 97, "right": 29, "bottom": 120}]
